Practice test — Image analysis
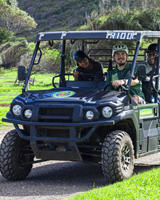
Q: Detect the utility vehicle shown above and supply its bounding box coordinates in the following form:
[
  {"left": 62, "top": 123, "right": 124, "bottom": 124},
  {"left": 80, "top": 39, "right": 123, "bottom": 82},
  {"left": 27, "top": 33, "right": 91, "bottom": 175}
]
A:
[{"left": 1, "top": 30, "right": 160, "bottom": 184}]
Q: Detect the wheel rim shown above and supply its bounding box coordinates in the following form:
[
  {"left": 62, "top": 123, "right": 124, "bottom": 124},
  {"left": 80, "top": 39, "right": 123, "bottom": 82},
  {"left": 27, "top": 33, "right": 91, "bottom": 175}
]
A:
[
  {"left": 121, "top": 144, "right": 131, "bottom": 171},
  {"left": 17, "top": 143, "right": 31, "bottom": 169}
]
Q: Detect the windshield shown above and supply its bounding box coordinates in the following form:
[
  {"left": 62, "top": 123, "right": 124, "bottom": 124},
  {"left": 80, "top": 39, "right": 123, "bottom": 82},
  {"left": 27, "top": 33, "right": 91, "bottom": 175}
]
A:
[{"left": 22, "top": 38, "right": 155, "bottom": 92}]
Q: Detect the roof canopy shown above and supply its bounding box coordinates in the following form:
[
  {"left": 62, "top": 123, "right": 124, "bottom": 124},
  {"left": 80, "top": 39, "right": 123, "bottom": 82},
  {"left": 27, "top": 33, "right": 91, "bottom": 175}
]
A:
[{"left": 35, "top": 30, "right": 160, "bottom": 42}]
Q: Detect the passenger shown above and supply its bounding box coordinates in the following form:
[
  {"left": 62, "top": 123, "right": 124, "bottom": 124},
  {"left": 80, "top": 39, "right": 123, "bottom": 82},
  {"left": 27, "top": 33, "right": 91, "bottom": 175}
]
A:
[
  {"left": 106, "top": 44, "right": 146, "bottom": 104},
  {"left": 73, "top": 50, "right": 105, "bottom": 81},
  {"left": 140, "top": 43, "right": 160, "bottom": 102},
  {"left": 144, "top": 43, "right": 157, "bottom": 74}
]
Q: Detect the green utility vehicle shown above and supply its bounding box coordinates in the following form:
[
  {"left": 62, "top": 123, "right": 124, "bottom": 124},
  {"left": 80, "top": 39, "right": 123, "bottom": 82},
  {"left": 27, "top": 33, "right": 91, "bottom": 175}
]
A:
[{"left": 1, "top": 30, "right": 160, "bottom": 184}]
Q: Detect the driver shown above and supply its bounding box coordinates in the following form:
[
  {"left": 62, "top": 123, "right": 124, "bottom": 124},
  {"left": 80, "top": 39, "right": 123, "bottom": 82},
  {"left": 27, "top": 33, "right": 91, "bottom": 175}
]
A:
[
  {"left": 73, "top": 50, "right": 105, "bottom": 81},
  {"left": 106, "top": 44, "right": 146, "bottom": 104}
]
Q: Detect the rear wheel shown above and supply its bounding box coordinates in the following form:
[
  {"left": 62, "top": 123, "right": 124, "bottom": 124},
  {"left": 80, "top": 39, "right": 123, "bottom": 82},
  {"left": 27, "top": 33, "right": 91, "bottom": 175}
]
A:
[
  {"left": 0, "top": 129, "right": 34, "bottom": 181},
  {"left": 101, "top": 130, "right": 134, "bottom": 184}
]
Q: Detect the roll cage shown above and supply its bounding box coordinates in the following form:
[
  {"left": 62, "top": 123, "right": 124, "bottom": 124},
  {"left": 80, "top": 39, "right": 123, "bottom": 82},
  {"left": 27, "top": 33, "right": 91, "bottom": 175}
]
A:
[{"left": 23, "top": 30, "right": 160, "bottom": 103}]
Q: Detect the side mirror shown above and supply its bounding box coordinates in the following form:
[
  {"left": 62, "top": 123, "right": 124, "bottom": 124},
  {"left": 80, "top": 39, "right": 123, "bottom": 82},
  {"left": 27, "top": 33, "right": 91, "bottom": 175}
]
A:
[
  {"left": 18, "top": 66, "right": 26, "bottom": 81},
  {"left": 134, "top": 64, "right": 146, "bottom": 81}
]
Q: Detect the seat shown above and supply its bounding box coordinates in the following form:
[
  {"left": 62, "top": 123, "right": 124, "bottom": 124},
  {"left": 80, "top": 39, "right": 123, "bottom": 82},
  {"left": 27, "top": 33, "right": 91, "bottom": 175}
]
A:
[{"left": 142, "top": 80, "right": 152, "bottom": 103}]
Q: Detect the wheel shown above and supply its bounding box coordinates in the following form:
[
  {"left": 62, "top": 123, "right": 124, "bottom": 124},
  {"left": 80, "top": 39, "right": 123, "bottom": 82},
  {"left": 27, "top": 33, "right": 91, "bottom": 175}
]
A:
[
  {"left": 0, "top": 129, "right": 34, "bottom": 181},
  {"left": 101, "top": 130, "right": 134, "bottom": 184}
]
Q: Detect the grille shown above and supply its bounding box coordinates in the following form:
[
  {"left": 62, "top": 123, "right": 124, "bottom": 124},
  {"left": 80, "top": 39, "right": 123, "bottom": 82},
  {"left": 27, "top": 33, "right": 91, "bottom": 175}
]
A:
[
  {"left": 39, "top": 107, "right": 73, "bottom": 116},
  {"left": 38, "top": 107, "right": 73, "bottom": 123}
]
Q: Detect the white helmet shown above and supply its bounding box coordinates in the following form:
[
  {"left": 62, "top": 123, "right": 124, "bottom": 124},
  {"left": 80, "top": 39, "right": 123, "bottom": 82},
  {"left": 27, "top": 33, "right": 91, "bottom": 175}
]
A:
[{"left": 112, "top": 44, "right": 128, "bottom": 56}]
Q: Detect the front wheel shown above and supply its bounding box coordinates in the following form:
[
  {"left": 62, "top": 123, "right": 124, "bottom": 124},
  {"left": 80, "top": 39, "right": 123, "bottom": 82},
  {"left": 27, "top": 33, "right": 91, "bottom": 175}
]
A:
[
  {"left": 0, "top": 129, "right": 34, "bottom": 181},
  {"left": 101, "top": 130, "right": 134, "bottom": 184}
]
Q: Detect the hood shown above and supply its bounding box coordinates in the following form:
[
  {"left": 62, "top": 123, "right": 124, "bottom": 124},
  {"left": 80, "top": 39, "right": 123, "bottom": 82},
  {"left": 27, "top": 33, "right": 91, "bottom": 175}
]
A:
[{"left": 15, "top": 87, "right": 125, "bottom": 105}]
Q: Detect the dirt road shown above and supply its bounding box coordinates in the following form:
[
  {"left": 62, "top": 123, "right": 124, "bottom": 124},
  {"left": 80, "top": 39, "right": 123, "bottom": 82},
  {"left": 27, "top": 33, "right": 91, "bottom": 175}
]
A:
[{"left": 0, "top": 128, "right": 160, "bottom": 200}]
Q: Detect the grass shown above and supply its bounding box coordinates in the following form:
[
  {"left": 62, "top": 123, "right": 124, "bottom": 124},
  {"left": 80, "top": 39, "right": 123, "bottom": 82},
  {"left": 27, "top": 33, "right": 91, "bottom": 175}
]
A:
[
  {"left": 0, "top": 106, "right": 10, "bottom": 127},
  {"left": 67, "top": 167, "right": 160, "bottom": 200},
  {"left": 0, "top": 68, "right": 74, "bottom": 126},
  {"left": 0, "top": 69, "right": 66, "bottom": 104}
]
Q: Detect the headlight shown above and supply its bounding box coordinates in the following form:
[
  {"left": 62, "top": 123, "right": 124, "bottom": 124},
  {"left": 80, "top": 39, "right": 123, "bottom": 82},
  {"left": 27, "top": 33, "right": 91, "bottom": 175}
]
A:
[
  {"left": 24, "top": 109, "right": 32, "bottom": 119},
  {"left": 12, "top": 105, "right": 22, "bottom": 116},
  {"left": 102, "top": 106, "right": 113, "bottom": 118},
  {"left": 86, "top": 110, "right": 94, "bottom": 120}
]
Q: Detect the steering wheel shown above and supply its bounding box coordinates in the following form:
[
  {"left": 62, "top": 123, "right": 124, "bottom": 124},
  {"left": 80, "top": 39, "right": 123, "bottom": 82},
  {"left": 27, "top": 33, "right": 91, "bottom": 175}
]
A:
[
  {"left": 78, "top": 73, "right": 97, "bottom": 81},
  {"left": 103, "top": 83, "right": 126, "bottom": 91},
  {"left": 103, "top": 83, "right": 112, "bottom": 90}
]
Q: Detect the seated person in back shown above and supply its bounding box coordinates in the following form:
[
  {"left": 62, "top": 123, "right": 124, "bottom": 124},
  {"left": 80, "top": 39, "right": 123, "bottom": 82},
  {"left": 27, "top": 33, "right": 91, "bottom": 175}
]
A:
[
  {"left": 138, "top": 43, "right": 160, "bottom": 102},
  {"left": 73, "top": 50, "right": 105, "bottom": 81},
  {"left": 140, "top": 43, "right": 157, "bottom": 74}
]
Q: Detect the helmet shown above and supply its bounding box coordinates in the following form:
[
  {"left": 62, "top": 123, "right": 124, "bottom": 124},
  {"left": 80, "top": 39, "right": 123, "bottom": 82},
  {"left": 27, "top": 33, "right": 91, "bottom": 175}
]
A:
[
  {"left": 112, "top": 44, "right": 128, "bottom": 56},
  {"left": 73, "top": 50, "right": 87, "bottom": 63},
  {"left": 146, "top": 43, "right": 157, "bottom": 53}
]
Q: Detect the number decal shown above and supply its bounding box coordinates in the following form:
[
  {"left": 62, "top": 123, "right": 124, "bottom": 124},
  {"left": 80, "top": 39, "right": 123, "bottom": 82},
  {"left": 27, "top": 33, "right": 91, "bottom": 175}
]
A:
[{"left": 108, "top": 32, "right": 134, "bottom": 40}]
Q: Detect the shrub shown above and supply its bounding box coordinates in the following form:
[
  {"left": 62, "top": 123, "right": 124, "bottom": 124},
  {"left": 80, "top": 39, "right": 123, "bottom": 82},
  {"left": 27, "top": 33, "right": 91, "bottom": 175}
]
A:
[{"left": 0, "top": 28, "right": 13, "bottom": 45}]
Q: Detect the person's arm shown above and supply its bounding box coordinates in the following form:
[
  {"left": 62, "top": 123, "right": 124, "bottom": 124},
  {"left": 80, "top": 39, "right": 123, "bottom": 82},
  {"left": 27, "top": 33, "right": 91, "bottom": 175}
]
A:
[
  {"left": 111, "top": 78, "right": 139, "bottom": 87},
  {"left": 130, "top": 78, "right": 139, "bottom": 86},
  {"left": 73, "top": 70, "right": 79, "bottom": 81},
  {"left": 73, "top": 67, "right": 82, "bottom": 81}
]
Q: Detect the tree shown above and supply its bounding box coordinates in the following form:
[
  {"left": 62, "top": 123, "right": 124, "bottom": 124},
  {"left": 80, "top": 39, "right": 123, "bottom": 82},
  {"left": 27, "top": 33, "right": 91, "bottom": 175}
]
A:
[
  {"left": 79, "top": 6, "right": 160, "bottom": 32},
  {"left": 0, "top": 27, "right": 13, "bottom": 45},
  {"left": 0, "top": 0, "right": 37, "bottom": 34}
]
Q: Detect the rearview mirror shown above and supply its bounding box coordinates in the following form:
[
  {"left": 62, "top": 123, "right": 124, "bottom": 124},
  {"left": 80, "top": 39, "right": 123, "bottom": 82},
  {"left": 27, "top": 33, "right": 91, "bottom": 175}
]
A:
[
  {"left": 134, "top": 64, "right": 146, "bottom": 81},
  {"left": 18, "top": 66, "right": 26, "bottom": 81}
]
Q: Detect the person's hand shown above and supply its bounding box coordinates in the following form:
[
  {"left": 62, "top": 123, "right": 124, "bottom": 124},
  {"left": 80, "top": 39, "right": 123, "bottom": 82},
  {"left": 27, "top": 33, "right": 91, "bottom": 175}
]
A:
[
  {"left": 111, "top": 80, "right": 124, "bottom": 87},
  {"left": 73, "top": 70, "right": 79, "bottom": 81}
]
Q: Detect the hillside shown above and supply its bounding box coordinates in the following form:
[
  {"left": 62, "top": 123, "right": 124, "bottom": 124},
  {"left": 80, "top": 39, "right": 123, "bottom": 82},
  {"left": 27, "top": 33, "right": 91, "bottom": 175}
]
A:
[{"left": 16, "top": 0, "right": 100, "bottom": 41}]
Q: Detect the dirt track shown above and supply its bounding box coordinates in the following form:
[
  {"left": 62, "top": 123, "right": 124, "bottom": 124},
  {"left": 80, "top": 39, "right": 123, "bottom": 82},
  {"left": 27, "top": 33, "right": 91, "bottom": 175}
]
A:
[{"left": 0, "top": 128, "right": 160, "bottom": 200}]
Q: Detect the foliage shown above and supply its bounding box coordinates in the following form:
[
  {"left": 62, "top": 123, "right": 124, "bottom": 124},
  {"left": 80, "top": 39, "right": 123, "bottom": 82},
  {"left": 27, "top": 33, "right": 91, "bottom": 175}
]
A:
[
  {"left": 19, "top": 40, "right": 74, "bottom": 73},
  {"left": 78, "top": 6, "right": 160, "bottom": 31},
  {"left": 0, "top": 0, "right": 37, "bottom": 34},
  {"left": 1, "top": 39, "right": 29, "bottom": 68},
  {"left": 39, "top": 48, "right": 61, "bottom": 73},
  {"left": 68, "top": 167, "right": 160, "bottom": 200},
  {"left": 28, "top": 42, "right": 35, "bottom": 52},
  {"left": 0, "top": 27, "right": 13, "bottom": 45},
  {"left": 16, "top": 0, "right": 100, "bottom": 41}
]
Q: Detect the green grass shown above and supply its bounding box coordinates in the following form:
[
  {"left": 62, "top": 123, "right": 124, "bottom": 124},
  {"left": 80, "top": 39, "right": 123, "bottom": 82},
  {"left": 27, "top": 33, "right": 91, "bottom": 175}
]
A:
[
  {"left": 0, "top": 106, "right": 10, "bottom": 127},
  {"left": 68, "top": 167, "right": 160, "bottom": 200},
  {"left": 0, "top": 69, "right": 75, "bottom": 126},
  {"left": 0, "top": 69, "right": 73, "bottom": 104}
]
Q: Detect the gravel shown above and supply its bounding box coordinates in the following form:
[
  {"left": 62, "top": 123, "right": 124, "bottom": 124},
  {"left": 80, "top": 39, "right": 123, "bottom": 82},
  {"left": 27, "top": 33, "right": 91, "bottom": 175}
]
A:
[{"left": 0, "top": 128, "right": 160, "bottom": 200}]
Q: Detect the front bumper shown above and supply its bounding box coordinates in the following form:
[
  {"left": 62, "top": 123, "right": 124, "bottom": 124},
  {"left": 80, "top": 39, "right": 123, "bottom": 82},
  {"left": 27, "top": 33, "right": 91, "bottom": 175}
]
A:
[{"left": 2, "top": 118, "right": 114, "bottom": 161}]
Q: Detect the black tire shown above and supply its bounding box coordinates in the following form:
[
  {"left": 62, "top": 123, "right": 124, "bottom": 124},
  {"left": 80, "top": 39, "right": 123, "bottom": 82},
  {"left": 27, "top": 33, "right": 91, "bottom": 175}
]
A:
[
  {"left": 0, "top": 129, "right": 34, "bottom": 181},
  {"left": 101, "top": 130, "right": 134, "bottom": 184}
]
